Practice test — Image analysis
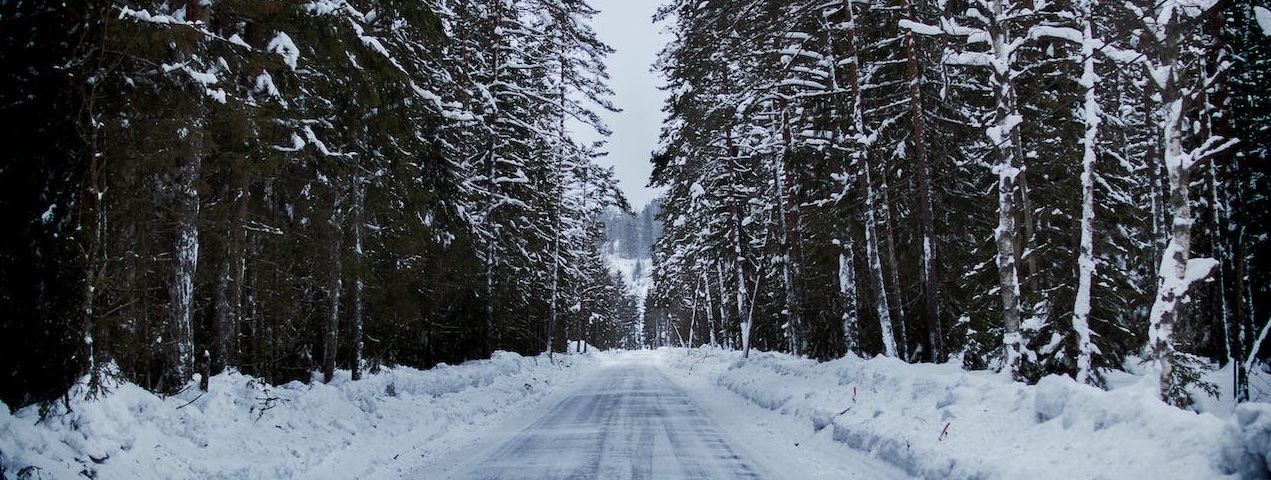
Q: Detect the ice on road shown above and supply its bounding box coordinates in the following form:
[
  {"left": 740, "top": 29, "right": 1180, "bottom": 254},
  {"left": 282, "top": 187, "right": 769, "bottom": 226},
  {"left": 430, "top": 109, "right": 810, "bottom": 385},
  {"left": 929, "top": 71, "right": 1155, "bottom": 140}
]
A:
[{"left": 416, "top": 363, "right": 765, "bottom": 479}]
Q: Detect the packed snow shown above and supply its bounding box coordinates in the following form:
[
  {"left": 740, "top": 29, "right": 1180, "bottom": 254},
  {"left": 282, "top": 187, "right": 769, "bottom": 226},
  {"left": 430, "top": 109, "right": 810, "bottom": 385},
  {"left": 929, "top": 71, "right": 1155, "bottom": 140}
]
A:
[
  {"left": 2, "top": 349, "right": 1268, "bottom": 479},
  {"left": 414, "top": 362, "right": 779, "bottom": 479}
]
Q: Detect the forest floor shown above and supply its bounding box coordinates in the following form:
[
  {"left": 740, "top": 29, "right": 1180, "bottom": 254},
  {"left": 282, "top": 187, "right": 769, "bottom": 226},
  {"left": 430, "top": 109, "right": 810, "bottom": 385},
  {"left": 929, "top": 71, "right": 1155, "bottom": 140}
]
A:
[{"left": 2, "top": 348, "right": 1269, "bottom": 479}]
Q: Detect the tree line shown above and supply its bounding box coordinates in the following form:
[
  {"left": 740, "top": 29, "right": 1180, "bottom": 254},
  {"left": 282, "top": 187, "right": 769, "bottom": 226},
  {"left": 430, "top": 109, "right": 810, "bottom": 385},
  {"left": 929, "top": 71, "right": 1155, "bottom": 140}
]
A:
[
  {"left": 0, "top": 0, "right": 632, "bottom": 410},
  {"left": 648, "top": 0, "right": 1270, "bottom": 406}
]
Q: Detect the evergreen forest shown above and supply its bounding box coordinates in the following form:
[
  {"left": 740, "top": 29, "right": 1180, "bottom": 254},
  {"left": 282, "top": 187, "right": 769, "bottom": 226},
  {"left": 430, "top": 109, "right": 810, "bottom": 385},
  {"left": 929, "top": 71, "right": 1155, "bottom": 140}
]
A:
[
  {"left": 646, "top": 0, "right": 1271, "bottom": 407},
  {"left": 1, "top": 0, "right": 633, "bottom": 409},
  {"left": 1, "top": 0, "right": 1269, "bottom": 413}
]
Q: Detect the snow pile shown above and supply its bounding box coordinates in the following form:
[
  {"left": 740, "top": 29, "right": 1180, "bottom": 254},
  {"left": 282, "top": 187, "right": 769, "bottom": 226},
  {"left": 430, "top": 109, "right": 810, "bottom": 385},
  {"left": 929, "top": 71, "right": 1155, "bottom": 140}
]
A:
[
  {"left": 1235, "top": 403, "right": 1271, "bottom": 475},
  {"left": 0, "top": 352, "right": 597, "bottom": 480},
  {"left": 566, "top": 339, "right": 602, "bottom": 354},
  {"left": 664, "top": 350, "right": 1270, "bottom": 479}
]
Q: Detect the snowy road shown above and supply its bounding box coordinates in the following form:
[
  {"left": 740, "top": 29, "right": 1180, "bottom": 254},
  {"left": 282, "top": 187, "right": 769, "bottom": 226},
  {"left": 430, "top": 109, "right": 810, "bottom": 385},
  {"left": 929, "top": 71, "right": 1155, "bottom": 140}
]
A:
[{"left": 415, "top": 363, "right": 767, "bottom": 479}]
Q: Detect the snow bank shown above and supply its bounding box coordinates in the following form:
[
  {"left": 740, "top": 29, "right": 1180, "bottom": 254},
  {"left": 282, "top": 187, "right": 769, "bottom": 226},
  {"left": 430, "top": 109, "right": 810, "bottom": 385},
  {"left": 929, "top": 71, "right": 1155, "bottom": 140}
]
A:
[
  {"left": 665, "top": 350, "right": 1270, "bottom": 479},
  {"left": 1234, "top": 403, "right": 1271, "bottom": 476},
  {"left": 0, "top": 352, "right": 596, "bottom": 480}
]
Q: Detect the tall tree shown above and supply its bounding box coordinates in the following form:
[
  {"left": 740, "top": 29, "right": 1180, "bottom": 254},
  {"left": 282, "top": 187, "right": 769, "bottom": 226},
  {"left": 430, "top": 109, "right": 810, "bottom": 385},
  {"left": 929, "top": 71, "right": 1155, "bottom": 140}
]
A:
[{"left": 1139, "top": 0, "right": 1235, "bottom": 406}]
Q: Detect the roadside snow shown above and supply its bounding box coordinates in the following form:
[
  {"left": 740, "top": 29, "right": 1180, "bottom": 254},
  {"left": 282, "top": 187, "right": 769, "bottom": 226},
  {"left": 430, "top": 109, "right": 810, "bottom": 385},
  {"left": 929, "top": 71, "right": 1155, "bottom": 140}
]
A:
[
  {"left": 652, "top": 350, "right": 913, "bottom": 480},
  {"left": 3, "top": 348, "right": 1267, "bottom": 479},
  {"left": 0, "top": 352, "right": 598, "bottom": 480},
  {"left": 661, "top": 349, "right": 1270, "bottom": 480}
]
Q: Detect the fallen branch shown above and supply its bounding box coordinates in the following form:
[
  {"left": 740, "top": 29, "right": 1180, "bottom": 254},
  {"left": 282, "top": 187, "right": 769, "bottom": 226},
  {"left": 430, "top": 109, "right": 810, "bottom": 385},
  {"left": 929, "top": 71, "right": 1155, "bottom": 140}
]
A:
[{"left": 174, "top": 391, "right": 205, "bottom": 410}]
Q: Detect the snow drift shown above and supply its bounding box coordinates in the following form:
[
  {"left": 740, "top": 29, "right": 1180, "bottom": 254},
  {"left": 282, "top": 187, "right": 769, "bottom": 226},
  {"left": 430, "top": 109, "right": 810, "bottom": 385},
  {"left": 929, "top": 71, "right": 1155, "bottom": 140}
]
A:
[
  {"left": 0, "top": 352, "right": 596, "bottom": 479},
  {"left": 667, "top": 349, "right": 1271, "bottom": 479}
]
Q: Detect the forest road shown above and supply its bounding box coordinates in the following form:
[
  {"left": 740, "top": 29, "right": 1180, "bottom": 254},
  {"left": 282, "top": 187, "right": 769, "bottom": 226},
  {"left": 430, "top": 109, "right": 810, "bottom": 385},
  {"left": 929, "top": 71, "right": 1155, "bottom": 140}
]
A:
[{"left": 409, "top": 362, "right": 769, "bottom": 480}]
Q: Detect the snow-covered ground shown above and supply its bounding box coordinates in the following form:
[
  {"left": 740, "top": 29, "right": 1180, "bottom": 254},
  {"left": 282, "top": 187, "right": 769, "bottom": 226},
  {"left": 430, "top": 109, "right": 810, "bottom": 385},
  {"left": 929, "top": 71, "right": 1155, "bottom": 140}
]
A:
[
  {"left": 660, "top": 348, "right": 1271, "bottom": 479},
  {"left": 3, "top": 348, "right": 1269, "bottom": 479},
  {"left": 0, "top": 352, "right": 600, "bottom": 480}
]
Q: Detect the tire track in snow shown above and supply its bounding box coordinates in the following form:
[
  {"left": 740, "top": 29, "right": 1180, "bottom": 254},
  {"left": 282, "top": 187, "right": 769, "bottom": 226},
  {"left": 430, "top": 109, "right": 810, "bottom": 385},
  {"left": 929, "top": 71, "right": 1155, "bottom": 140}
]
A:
[{"left": 420, "top": 363, "right": 766, "bottom": 480}]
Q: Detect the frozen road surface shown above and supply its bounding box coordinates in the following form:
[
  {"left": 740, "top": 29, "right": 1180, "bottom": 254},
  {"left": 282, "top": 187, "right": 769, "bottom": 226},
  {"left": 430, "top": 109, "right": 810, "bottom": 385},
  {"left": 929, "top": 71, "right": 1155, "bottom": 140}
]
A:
[
  {"left": 416, "top": 363, "right": 766, "bottom": 479},
  {"left": 412, "top": 354, "right": 912, "bottom": 480}
]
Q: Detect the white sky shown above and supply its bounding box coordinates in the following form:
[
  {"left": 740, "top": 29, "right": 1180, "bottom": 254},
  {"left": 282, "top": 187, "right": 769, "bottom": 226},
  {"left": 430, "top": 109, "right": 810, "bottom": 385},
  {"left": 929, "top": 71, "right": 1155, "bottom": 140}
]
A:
[{"left": 577, "top": 0, "right": 670, "bottom": 210}]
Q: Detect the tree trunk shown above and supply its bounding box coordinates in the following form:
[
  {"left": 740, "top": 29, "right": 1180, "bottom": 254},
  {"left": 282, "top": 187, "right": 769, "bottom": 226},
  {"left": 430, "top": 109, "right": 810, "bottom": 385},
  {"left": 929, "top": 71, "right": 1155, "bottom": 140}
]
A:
[
  {"left": 904, "top": 0, "right": 944, "bottom": 364},
  {"left": 166, "top": 130, "right": 201, "bottom": 392},
  {"left": 1144, "top": 1, "right": 1226, "bottom": 407},
  {"left": 214, "top": 252, "right": 232, "bottom": 371},
  {"left": 1235, "top": 230, "right": 1249, "bottom": 402},
  {"left": 80, "top": 40, "right": 107, "bottom": 390},
  {"left": 1147, "top": 91, "right": 1214, "bottom": 406},
  {"left": 987, "top": 0, "right": 1024, "bottom": 380},
  {"left": 840, "top": 239, "right": 860, "bottom": 354},
  {"left": 843, "top": 1, "right": 897, "bottom": 358},
  {"left": 773, "top": 92, "right": 804, "bottom": 356},
  {"left": 213, "top": 175, "right": 248, "bottom": 376},
  {"left": 716, "top": 262, "right": 729, "bottom": 349},
  {"left": 704, "top": 269, "right": 717, "bottom": 348},
  {"left": 547, "top": 40, "right": 568, "bottom": 358},
  {"left": 1017, "top": 171, "right": 1042, "bottom": 310},
  {"left": 727, "top": 132, "right": 753, "bottom": 358},
  {"left": 547, "top": 196, "right": 562, "bottom": 358},
  {"left": 485, "top": 241, "right": 497, "bottom": 354},
  {"left": 688, "top": 278, "right": 700, "bottom": 349},
  {"left": 1072, "top": 2, "right": 1101, "bottom": 386},
  {"left": 323, "top": 198, "right": 343, "bottom": 384},
  {"left": 1147, "top": 108, "right": 1204, "bottom": 406},
  {"left": 482, "top": 0, "right": 507, "bottom": 358},
  {"left": 863, "top": 168, "right": 899, "bottom": 358},
  {"left": 880, "top": 183, "right": 908, "bottom": 359},
  {"left": 350, "top": 171, "right": 365, "bottom": 380}
]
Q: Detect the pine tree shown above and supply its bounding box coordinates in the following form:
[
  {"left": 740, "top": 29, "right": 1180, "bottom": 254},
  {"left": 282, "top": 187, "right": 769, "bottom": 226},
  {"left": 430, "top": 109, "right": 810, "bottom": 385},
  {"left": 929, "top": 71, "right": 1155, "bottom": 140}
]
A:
[
  {"left": 1225, "top": 0, "right": 1271, "bottom": 402},
  {"left": 0, "top": 0, "right": 94, "bottom": 408}
]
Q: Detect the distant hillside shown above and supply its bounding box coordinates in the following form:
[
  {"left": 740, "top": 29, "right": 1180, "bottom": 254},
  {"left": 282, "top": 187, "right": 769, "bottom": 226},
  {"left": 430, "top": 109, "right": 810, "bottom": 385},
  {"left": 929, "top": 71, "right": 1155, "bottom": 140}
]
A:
[
  {"left": 600, "top": 201, "right": 662, "bottom": 346},
  {"left": 601, "top": 201, "right": 662, "bottom": 261}
]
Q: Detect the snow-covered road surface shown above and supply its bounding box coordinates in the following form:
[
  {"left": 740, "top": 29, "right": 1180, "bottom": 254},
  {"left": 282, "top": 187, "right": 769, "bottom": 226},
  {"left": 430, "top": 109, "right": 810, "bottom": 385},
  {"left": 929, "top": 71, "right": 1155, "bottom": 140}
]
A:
[
  {"left": 415, "top": 363, "right": 766, "bottom": 479},
  {"left": 412, "top": 354, "right": 913, "bottom": 480}
]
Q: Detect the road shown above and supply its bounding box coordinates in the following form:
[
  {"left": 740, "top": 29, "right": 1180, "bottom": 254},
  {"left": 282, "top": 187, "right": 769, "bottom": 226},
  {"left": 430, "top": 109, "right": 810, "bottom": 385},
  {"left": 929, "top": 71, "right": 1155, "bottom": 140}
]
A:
[{"left": 413, "top": 363, "right": 768, "bottom": 480}]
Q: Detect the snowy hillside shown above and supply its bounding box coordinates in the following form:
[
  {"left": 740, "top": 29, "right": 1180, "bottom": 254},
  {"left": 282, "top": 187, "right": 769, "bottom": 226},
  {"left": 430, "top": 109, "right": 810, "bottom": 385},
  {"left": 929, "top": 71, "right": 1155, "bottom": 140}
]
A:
[
  {"left": 600, "top": 202, "right": 661, "bottom": 347},
  {"left": 608, "top": 255, "right": 653, "bottom": 300}
]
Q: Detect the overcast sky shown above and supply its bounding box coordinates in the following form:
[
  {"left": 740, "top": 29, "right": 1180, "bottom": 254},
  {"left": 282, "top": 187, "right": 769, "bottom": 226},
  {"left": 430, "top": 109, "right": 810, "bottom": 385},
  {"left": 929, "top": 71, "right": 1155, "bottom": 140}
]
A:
[{"left": 578, "top": 0, "right": 670, "bottom": 210}]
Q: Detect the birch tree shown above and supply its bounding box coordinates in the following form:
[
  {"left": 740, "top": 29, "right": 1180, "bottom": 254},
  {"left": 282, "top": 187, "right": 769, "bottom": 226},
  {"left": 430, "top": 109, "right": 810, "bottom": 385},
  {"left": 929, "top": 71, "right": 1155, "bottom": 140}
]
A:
[
  {"left": 1139, "top": 0, "right": 1235, "bottom": 406},
  {"left": 921, "top": 0, "right": 1031, "bottom": 379}
]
